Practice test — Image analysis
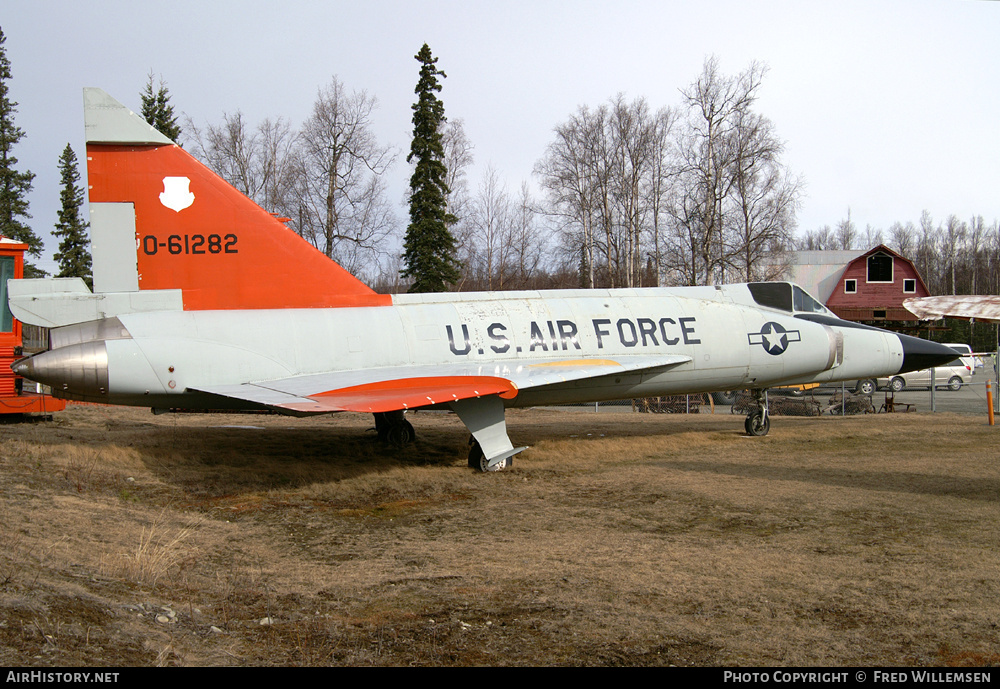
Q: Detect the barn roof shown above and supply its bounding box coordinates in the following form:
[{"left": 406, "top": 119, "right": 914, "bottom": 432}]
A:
[
  {"left": 786, "top": 245, "right": 931, "bottom": 302},
  {"left": 785, "top": 249, "right": 865, "bottom": 302}
]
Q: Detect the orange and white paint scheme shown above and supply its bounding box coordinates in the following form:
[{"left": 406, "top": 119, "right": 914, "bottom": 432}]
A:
[{"left": 10, "top": 90, "right": 958, "bottom": 470}]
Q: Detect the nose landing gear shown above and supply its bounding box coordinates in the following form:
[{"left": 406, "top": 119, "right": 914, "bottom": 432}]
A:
[{"left": 744, "top": 388, "right": 770, "bottom": 437}]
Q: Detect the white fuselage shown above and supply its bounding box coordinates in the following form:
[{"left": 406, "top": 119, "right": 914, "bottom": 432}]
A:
[{"left": 85, "top": 284, "right": 901, "bottom": 409}]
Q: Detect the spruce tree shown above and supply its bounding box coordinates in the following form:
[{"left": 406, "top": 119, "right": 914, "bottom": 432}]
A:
[
  {"left": 53, "top": 144, "right": 91, "bottom": 288},
  {"left": 140, "top": 73, "right": 181, "bottom": 142},
  {"left": 401, "top": 44, "right": 460, "bottom": 293},
  {"left": 0, "top": 27, "right": 44, "bottom": 276}
]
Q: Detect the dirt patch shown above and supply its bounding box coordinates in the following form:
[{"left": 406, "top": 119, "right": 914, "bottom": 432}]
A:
[{"left": 1, "top": 405, "right": 998, "bottom": 666}]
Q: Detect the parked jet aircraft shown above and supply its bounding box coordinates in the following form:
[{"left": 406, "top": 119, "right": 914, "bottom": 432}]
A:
[{"left": 9, "top": 90, "right": 959, "bottom": 470}]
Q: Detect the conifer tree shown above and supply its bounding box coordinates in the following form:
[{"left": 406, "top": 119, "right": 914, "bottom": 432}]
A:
[
  {"left": 401, "top": 44, "right": 460, "bottom": 293},
  {"left": 0, "top": 27, "right": 44, "bottom": 276},
  {"left": 53, "top": 144, "right": 91, "bottom": 288},
  {"left": 141, "top": 73, "right": 182, "bottom": 142}
]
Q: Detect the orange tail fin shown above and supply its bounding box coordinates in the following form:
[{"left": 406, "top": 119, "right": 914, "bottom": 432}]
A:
[{"left": 84, "top": 88, "right": 390, "bottom": 310}]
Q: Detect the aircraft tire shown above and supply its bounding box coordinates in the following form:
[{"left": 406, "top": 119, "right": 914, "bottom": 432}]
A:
[
  {"left": 385, "top": 419, "right": 416, "bottom": 446},
  {"left": 744, "top": 412, "right": 770, "bottom": 437},
  {"left": 468, "top": 442, "right": 511, "bottom": 472},
  {"left": 467, "top": 442, "right": 482, "bottom": 469}
]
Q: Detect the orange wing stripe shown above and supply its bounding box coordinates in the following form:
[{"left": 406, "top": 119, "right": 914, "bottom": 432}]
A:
[{"left": 306, "top": 376, "right": 518, "bottom": 413}]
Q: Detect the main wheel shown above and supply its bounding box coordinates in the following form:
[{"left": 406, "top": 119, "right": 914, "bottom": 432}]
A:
[
  {"left": 384, "top": 419, "right": 416, "bottom": 446},
  {"left": 948, "top": 376, "right": 963, "bottom": 391},
  {"left": 744, "top": 411, "right": 770, "bottom": 437},
  {"left": 468, "top": 441, "right": 511, "bottom": 472},
  {"left": 889, "top": 377, "right": 905, "bottom": 393}
]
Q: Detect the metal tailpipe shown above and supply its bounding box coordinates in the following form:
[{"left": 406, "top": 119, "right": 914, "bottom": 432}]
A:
[{"left": 12, "top": 340, "right": 110, "bottom": 397}]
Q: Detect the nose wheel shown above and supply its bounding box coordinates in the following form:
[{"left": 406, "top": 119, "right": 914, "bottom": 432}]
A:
[{"left": 744, "top": 389, "right": 770, "bottom": 436}]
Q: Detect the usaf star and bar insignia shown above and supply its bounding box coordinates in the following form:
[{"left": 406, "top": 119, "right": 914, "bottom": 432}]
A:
[{"left": 748, "top": 322, "right": 801, "bottom": 356}]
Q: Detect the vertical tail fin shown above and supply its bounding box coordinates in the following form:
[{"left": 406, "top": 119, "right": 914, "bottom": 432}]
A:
[{"left": 84, "top": 88, "right": 390, "bottom": 310}]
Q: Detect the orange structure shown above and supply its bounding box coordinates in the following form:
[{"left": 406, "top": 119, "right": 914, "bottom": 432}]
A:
[{"left": 0, "top": 238, "right": 66, "bottom": 415}]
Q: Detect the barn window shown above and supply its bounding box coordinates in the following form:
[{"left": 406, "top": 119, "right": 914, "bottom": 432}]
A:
[
  {"left": 903, "top": 279, "right": 916, "bottom": 293},
  {"left": 845, "top": 279, "right": 857, "bottom": 293},
  {"left": 873, "top": 309, "right": 887, "bottom": 319},
  {"left": 867, "top": 252, "right": 893, "bottom": 283}
]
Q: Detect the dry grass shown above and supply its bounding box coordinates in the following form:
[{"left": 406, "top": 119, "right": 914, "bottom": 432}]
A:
[
  {"left": 98, "top": 512, "right": 201, "bottom": 587},
  {"left": 0, "top": 404, "right": 998, "bottom": 666}
]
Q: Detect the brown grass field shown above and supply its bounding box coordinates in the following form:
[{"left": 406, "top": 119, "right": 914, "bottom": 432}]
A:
[{"left": 0, "top": 403, "right": 998, "bottom": 667}]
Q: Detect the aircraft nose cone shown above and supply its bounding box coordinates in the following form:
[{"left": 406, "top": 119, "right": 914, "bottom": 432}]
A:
[{"left": 898, "top": 334, "right": 962, "bottom": 374}]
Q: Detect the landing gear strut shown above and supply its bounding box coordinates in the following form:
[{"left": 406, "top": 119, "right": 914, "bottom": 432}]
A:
[
  {"left": 744, "top": 388, "right": 770, "bottom": 437},
  {"left": 373, "top": 411, "right": 415, "bottom": 445}
]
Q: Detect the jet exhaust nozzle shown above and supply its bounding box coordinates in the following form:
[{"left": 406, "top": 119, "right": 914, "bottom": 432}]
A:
[{"left": 12, "top": 342, "right": 110, "bottom": 397}]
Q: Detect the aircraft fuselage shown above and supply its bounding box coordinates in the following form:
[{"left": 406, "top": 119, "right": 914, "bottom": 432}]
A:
[{"left": 20, "top": 284, "right": 905, "bottom": 410}]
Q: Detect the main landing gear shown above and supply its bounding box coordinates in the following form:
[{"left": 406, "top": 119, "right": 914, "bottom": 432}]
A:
[
  {"left": 469, "top": 435, "right": 523, "bottom": 473},
  {"left": 744, "top": 388, "right": 770, "bottom": 437},
  {"left": 373, "top": 410, "right": 415, "bottom": 445},
  {"left": 374, "top": 397, "right": 526, "bottom": 472},
  {"left": 467, "top": 438, "right": 513, "bottom": 472},
  {"left": 373, "top": 409, "right": 517, "bottom": 472}
]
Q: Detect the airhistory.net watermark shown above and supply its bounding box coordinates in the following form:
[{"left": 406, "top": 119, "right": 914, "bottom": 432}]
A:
[{"left": 6, "top": 672, "right": 119, "bottom": 683}]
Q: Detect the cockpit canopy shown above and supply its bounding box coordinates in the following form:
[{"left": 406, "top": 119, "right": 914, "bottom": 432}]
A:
[{"left": 747, "top": 282, "right": 833, "bottom": 316}]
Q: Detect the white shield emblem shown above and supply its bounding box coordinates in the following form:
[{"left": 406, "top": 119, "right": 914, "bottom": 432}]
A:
[{"left": 159, "top": 176, "right": 195, "bottom": 212}]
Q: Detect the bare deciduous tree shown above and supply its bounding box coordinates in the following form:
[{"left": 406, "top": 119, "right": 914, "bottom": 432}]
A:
[
  {"left": 297, "top": 77, "right": 398, "bottom": 274},
  {"left": 187, "top": 77, "right": 398, "bottom": 282},
  {"left": 940, "top": 214, "right": 966, "bottom": 295},
  {"left": 835, "top": 209, "right": 856, "bottom": 250},
  {"left": 966, "top": 215, "right": 986, "bottom": 294},
  {"left": 508, "top": 182, "right": 547, "bottom": 289},
  {"left": 536, "top": 106, "right": 600, "bottom": 287},
  {"left": 645, "top": 107, "right": 678, "bottom": 286},
  {"left": 537, "top": 96, "right": 676, "bottom": 288},
  {"left": 441, "top": 118, "right": 474, "bottom": 222},
  {"left": 888, "top": 221, "right": 915, "bottom": 257},
  {"left": 725, "top": 108, "right": 800, "bottom": 280},
  {"left": 459, "top": 167, "right": 549, "bottom": 291},
  {"left": 862, "top": 224, "right": 884, "bottom": 250},
  {"left": 440, "top": 118, "right": 476, "bottom": 285},
  {"left": 916, "top": 210, "right": 938, "bottom": 290},
  {"left": 669, "top": 57, "right": 768, "bottom": 285},
  {"left": 187, "top": 112, "right": 299, "bottom": 217},
  {"left": 465, "top": 166, "right": 513, "bottom": 290}
]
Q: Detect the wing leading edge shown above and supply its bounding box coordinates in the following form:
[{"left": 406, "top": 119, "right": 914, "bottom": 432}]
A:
[{"left": 191, "top": 354, "right": 693, "bottom": 414}]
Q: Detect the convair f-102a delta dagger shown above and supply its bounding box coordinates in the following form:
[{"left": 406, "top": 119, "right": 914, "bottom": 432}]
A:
[{"left": 9, "top": 89, "right": 958, "bottom": 470}]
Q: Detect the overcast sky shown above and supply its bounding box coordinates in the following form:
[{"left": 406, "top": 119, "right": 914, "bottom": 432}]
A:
[{"left": 5, "top": 0, "right": 999, "bottom": 274}]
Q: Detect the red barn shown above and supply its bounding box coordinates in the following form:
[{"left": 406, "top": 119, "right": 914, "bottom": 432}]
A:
[{"left": 824, "top": 245, "right": 931, "bottom": 322}]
